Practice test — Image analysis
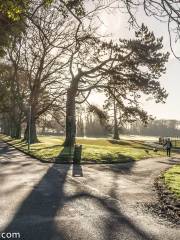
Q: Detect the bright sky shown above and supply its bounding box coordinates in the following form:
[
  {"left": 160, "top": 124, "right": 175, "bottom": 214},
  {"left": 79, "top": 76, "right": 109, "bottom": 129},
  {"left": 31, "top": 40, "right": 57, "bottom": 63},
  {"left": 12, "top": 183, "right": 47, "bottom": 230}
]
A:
[{"left": 89, "top": 6, "right": 180, "bottom": 120}]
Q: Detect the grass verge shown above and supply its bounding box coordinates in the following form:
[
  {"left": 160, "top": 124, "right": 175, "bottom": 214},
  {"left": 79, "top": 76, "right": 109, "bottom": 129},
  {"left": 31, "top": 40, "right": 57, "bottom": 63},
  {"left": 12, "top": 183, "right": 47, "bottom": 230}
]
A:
[
  {"left": 0, "top": 134, "right": 166, "bottom": 163},
  {"left": 164, "top": 165, "right": 180, "bottom": 199}
]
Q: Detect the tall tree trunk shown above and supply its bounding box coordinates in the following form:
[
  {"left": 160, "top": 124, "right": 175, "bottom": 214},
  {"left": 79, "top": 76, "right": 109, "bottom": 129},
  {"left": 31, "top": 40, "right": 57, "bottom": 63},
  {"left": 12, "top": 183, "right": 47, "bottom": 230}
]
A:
[
  {"left": 41, "top": 123, "right": 46, "bottom": 135},
  {"left": 24, "top": 121, "right": 38, "bottom": 143},
  {"left": 15, "top": 113, "right": 23, "bottom": 139},
  {"left": 30, "top": 118, "right": 38, "bottom": 143},
  {"left": 9, "top": 120, "right": 14, "bottom": 138},
  {"left": 113, "top": 99, "right": 120, "bottom": 140},
  {"left": 1, "top": 116, "right": 11, "bottom": 135},
  {"left": 24, "top": 110, "right": 38, "bottom": 143},
  {"left": 63, "top": 70, "right": 82, "bottom": 148},
  {"left": 24, "top": 125, "right": 28, "bottom": 141},
  {"left": 9, "top": 113, "right": 17, "bottom": 138},
  {"left": 15, "top": 122, "right": 21, "bottom": 139},
  {"left": 63, "top": 88, "right": 76, "bottom": 147},
  {"left": 10, "top": 117, "right": 21, "bottom": 139}
]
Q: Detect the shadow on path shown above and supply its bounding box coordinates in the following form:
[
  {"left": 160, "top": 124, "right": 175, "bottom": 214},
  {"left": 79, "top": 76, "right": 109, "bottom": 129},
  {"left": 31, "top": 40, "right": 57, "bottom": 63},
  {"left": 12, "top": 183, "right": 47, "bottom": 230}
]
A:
[
  {"left": 72, "top": 164, "right": 83, "bottom": 177},
  {"left": 157, "top": 157, "right": 180, "bottom": 166},
  {"left": 2, "top": 144, "right": 156, "bottom": 240},
  {"left": 3, "top": 161, "right": 70, "bottom": 240}
]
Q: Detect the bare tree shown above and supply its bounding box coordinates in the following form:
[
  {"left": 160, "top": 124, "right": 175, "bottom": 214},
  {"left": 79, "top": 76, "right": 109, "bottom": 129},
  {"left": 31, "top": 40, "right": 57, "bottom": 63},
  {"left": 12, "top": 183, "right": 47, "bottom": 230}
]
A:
[
  {"left": 120, "top": 0, "right": 180, "bottom": 59},
  {"left": 62, "top": 22, "right": 169, "bottom": 147},
  {"left": 7, "top": 6, "right": 71, "bottom": 143}
]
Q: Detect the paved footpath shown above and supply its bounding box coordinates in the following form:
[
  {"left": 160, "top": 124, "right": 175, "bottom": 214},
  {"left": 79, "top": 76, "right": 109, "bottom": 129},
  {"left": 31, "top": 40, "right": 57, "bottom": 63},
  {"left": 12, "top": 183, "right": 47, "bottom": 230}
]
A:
[{"left": 0, "top": 141, "right": 180, "bottom": 240}]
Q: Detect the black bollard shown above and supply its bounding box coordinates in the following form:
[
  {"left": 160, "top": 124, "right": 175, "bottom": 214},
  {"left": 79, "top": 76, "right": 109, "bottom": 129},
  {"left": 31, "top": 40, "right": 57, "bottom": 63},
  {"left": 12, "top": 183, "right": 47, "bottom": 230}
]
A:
[{"left": 73, "top": 144, "right": 82, "bottom": 164}]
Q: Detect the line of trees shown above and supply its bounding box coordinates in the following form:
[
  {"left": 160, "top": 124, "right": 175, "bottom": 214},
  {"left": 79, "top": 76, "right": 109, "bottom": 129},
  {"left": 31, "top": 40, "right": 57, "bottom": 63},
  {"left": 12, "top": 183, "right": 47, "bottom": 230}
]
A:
[
  {"left": 34, "top": 114, "right": 180, "bottom": 139},
  {"left": 1, "top": 0, "right": 179, "bottom": 152},
  {"left": 126, "top": 119, "right": 180, "bottom": 137}
]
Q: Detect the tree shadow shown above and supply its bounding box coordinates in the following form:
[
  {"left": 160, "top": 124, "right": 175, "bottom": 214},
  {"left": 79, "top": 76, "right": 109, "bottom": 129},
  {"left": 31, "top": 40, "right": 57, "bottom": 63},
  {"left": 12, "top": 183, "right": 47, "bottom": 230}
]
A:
[
  {"left": 108, "top": 139, "right": 159, "bottom": 151},
  {"left": 0, "top": 145, "right": 9, "bottom": 154},
  {"left": 157, "top": 158, "right": 180, "bottom": 165},
  {"left": 0, "top": 142, "right": 25, "bottom": 158},
  {"left": 3, "top": 163, "right": 71, "bottom": 240},
  {"left": 82, "top": 153, "right": 136, "bottom": 164},
  {"left": 31, "top": 144, "right": 62, "bottom": 151},
  {"left": 2, "top": 169, "right": 154, "bottom": 240},
  {"left": 107, "top": 161, "right": 135, "bottom": 174},
  {"left": 11, "top": 142, "right": 28, "bottom": 148},
  {"left": 72, "top": 163, "right": 83, "bottom": 177},
  {"left": 1, "top": 144, "right": 156, "bottom": 240},
  {"left": 55, "top": 147, "right": 74, "bottom": 163},
  {"left": 108, "top": 139, "right": 133, "bottom": 146},
  {"left": 67, "top": 191, "right": 154, "bottom": 240}
]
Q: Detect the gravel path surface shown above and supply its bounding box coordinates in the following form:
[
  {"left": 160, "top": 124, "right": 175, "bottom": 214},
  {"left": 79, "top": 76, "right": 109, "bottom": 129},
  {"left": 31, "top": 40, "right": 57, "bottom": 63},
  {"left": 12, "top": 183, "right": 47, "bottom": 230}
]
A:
[{"left": 0, "top": 141, "right": 179, "bottom": 240}]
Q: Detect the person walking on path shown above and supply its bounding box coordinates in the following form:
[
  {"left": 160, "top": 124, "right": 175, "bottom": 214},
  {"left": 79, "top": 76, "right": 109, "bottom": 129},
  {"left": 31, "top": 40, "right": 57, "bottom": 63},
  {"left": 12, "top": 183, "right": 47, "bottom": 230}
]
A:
[{"left": 164, "top": 138, "right": 172, "bottom": 157}]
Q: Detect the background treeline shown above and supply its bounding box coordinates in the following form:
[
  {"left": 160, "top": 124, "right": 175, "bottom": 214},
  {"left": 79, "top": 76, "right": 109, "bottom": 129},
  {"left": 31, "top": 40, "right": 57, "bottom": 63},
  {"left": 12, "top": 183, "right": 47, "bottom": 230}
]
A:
[
  {"left": 126, "top": 119, "right": 180, "bottom": 137},
  {"left": 31, "top": 114, "right": 180, "bottom": 138}
]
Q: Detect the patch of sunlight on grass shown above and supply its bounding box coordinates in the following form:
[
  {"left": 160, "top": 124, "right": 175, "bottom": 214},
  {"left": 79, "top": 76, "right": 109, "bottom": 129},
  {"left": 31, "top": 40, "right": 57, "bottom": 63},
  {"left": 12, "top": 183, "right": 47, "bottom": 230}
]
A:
[
  {"left": 164, "top": 165, "right": 180, "bottom": 199},
  {"left": 0, "top": 135, "right": 164, "bottom": 162},
  {"left": 0, "top": 134, "right": 165, "bottom": 163}
]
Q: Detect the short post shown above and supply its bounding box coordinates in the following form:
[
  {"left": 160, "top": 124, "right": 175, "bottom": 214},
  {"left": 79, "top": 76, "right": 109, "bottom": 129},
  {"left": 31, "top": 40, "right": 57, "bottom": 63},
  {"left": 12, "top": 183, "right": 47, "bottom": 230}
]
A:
[
  {"left": 73, "top": 144, "right": 82, "bottom": 164},
  {"left": 28, "top": 106, "right": 31, "bottom": 151}
]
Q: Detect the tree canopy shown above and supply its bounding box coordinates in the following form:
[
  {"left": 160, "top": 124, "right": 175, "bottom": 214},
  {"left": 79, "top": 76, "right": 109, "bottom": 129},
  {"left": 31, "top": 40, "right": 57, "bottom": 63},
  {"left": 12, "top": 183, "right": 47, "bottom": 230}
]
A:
[{"left": 0, "top": 0, "right": 171, "bottom": 149}]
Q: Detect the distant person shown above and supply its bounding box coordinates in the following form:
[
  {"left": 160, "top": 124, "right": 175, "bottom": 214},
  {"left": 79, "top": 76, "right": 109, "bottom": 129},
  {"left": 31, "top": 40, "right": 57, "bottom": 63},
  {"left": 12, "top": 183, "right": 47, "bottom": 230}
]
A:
[
  {"left": 163, "top": 138, "right": 172, "bottom": 157},
  {"left": 159, "top": 137, "right": 162, "bottom": 144}
]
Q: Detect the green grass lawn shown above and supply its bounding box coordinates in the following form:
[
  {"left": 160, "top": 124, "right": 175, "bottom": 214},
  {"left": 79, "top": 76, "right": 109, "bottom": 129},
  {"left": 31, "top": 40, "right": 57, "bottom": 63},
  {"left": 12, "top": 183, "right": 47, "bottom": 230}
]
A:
[
  {"left": 0, "top": 134, "right": 166, "bottom": 163},
  {"left": 164, "top": 165, "right": 180, "bottom": 199}
]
